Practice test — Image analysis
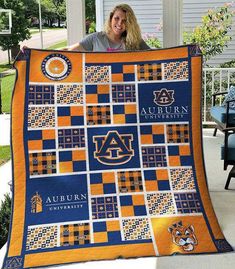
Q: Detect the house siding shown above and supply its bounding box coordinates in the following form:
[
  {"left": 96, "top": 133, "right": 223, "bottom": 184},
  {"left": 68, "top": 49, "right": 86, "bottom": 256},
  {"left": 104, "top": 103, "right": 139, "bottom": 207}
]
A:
[{"left": 98, "top": 0, "right": 235, "bottom": 66}]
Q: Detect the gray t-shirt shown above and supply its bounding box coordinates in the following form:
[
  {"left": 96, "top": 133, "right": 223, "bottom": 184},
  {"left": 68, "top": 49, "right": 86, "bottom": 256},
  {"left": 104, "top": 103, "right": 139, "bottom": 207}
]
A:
[{"left": 80, "top": 31, "right": 150, "bottom": 52}]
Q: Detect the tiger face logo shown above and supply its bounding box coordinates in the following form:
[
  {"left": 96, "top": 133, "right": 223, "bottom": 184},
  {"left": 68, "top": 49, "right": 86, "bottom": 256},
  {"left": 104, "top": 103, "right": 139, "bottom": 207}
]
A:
[{"left": 168, "top": 221, "right": 198, "bottom": 252}]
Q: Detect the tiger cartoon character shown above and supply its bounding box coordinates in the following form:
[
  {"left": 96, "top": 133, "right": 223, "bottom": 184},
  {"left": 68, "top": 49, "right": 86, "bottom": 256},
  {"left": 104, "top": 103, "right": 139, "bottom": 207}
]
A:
[{"left": 168, "top": 221, "right": 198, "bottom": 252}]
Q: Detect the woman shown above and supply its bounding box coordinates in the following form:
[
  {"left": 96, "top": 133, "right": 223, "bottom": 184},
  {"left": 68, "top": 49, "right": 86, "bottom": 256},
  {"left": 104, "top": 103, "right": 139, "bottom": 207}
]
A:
[{"left": 66, "top": 4, "right": 150, "bottom": 52}]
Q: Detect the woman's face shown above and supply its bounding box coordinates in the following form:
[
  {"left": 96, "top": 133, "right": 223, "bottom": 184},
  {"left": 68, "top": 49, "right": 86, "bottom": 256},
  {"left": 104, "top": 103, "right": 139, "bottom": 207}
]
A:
[{"left": 110, "top": 9, "right": 127, "bottom": 37}]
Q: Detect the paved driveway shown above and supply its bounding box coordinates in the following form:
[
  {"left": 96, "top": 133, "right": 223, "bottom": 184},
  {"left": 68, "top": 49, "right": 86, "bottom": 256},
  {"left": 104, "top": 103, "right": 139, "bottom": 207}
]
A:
[{"left": 0, "top": 29, "right": 67, "bottom": 63}]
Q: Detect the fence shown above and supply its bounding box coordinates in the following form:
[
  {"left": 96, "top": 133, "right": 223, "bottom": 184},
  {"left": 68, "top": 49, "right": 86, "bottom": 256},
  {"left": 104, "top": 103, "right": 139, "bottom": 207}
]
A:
[{"left": 202, "top": 67, "right": 235, "bottom": 125}]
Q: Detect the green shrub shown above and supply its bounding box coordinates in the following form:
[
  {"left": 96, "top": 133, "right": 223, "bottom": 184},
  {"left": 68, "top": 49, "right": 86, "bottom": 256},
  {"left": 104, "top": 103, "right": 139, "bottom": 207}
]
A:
[{"left": 0, "top": 193, "right": 11, "bottom": 249}]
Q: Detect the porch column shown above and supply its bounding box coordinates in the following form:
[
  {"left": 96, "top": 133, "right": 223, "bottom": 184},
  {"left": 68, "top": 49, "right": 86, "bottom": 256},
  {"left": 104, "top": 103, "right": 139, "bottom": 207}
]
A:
[
  {"left": 163, "top": 0, "right": 183, "bottom": 48},
  {"left": 66, "top": 0, "right": 86, "bottom": 46}
]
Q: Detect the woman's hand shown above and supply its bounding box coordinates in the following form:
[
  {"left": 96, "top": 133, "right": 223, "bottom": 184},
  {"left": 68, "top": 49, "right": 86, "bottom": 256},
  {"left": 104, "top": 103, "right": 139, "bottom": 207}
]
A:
[{"left": 20, "top": 44, "right": 29, "bottom": 53}]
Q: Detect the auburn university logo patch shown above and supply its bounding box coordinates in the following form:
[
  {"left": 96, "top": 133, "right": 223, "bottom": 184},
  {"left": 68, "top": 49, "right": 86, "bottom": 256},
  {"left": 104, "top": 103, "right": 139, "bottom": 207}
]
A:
[
  {"left": 41, "top": 53, "right": 72, "bottom": 80},
  {"left": 154, "top": 88, "right": 174, "bottom": 106},
  {"left": 93, "top": 131, "right": 134, "bottom": 165}
]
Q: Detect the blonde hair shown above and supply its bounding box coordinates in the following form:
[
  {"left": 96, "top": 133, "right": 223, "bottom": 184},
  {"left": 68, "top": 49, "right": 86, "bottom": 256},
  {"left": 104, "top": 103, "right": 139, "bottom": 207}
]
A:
[{"left": 104, "top": 4, "right": 142, "bottom": 50}]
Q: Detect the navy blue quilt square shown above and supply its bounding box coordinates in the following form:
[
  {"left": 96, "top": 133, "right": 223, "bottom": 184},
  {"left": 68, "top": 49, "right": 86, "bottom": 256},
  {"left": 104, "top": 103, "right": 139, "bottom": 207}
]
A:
[{"left": 87, "top": 126, "right": 141, "bottom": 171}]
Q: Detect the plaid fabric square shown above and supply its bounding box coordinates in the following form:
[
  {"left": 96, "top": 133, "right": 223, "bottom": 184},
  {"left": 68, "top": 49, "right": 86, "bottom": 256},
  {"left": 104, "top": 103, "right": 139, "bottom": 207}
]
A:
[
  {"left": 58, "top": 128, "right": 85, "bottom": 149},
  {"left": 144, "top": 169, "right": 170, "bottom": 191},
  {"left": 112, "top": 84, "right": 136, "bottom": 103},
  {"left": 57, "top": 106, "right": 84, "bottom": 127},
  {"left": 140, "top": 125, "right": 165, "bottom": 144},
  {"left": 60, "top": 223, "right": 90, "bottom": 246},
  {"left": 122, "top": 218, "right": 151, "bottom": 241},
  {"left": 59, "top": 150, "right": 86, "bottom": 173},
  {"left": 117, "top": 171, "right": 143, "bottom": 193},
  {"left": 28, "top": 85, "right": 54, "bottom": 105},
  {"left": 120, "top": 194, "right": 147, "bottom": 217},
  {"left": 170, "top": 168, "right": 195, "bottom": 190},
  {"left": 26, "top": 226, "right": 57, "bottom": 251},
  {"left": 28, "top": 129, "right": 56, "bottom": 150},
  {"left": 142, "top": 146, "right": 167, "bottom": 167},
  {"left": 85, "top": 65, "right": 110, "bottom": 83},
  {"left": 168, "top": 145, "right": 191, "bottom": 166},
  {"left": 57, "top": 84, "right": 83, "bottom": 105},
  {"left": 93, "top": 220, "right": 121, "bottom": 243},
  {"left": 137, "top": 63, "right": 162, "bottom": 81},
  {"left": 113, "top": 104, "right": 137, "bottom": 124},
  {"left": 163, "top": 61, "right": 188, "bottom": 80},
  {"left": 174, "top": 192, "right": 202, "bottom": 213},
  {"left": 86, "top": 85, "right": 110, "bottom": 104},
  {"left": 29, "top": 152, "right": 56, "bottom": 176},
  {"left": 111, "top": 64, "right": 135, "bottom": 82},
  {"left": 91, "top": 196, "right": 118, "bottom": 220},
  {"left": 28, "top": 106, "right": 55, "bottom": 128},
  {"left": 87, "top": 105, "right": 111, "bottom": 125},
  {"left": 147, "top": 193, "right": 176, "bottom": 216},
  {"left": 90, "top": 172, "right": 116, "bottom": 195},
  {"left": 167, "top": 124, "right": 189, "bottom": 143}
]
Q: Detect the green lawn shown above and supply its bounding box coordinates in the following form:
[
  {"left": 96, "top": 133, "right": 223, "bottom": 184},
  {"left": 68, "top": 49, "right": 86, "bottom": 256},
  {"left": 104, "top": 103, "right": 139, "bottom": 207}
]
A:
[
  {"left": 46, "top": 40, "right": 67, "bottom": 50},
  {"left": 0, "top": 146, "right": 11, "bottom": 166},
  {"left": 0, "top": 64, "right": 12, "bottom": 73},
  {"left": 1, "top": 73, "right": 15, "bottom": 113}
]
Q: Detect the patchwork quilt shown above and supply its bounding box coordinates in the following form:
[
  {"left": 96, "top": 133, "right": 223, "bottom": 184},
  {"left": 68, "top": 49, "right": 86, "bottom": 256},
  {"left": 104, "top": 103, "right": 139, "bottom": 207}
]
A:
[{"left": 3, "top": 46, "right": 232, "bottom": 269}]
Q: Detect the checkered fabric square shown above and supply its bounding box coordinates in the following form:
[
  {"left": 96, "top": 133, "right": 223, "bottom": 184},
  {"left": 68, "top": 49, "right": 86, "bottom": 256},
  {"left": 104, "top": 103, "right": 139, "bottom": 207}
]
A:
[
  {"left": 91, "top": 196, "right": 118, "bottom": 220},
  {"left": 142, "top": 146, "right": 167, "bottom": 167},
  {"left": 87, "top": 105, "right": 111, "bottom": 125},
  {"left": 111, "top": 64, "right": 135, "bottom": 82},
  {"left": 86, "top": 84, "right": 110, "bottom": 104},
  {"left": 85, "top": 65, "right": 110, "bottom": 83},
  {"left": 60, "top": 223, "right": 90, "bottom": 246},
  {"left": 29, "top": 152, "right": 56, "bottom": 176},
  {"left": 174, "top": 192, "right": 202, "bottom": 214},
  {"left": 112, "top": 84, "right": 136, "bottom": 103},
  {"left": 28, "top": 85, "right": 54, "bottom": 105},
  {"left": 26, "top": 226, "right": 58, "bottom": 251},
  {"left": 117, "top": 171, "right": 143, "bottom": 193},
  {"left": 57, "top": 84, "right": 83, "bottom": 105},
  {"left": 168, "top": 145, "right": 191, "bottom": 166},
  {"left": 170, "top": 168, "right": 195, "bottom": 190},
  {"left": 137, "top": 63, "right": 162, "bottom": 81},
  {"left": 28, "top": 129, "right": 56, "bottom": 150},
  {"left": 167, "top": 124, "right": 189, "bottom": 143},
  {"left": 93, "top": 220, "right": 121, "bottom": 243},
  {"left": 163, "top": 61, "right": 188, "bottom": 80},
  {"left": 120, "top": 194, "right": 147, "bottom": 217},
  {"left": 59, "top": 150, "right": 86, "bottom": 173},
  {"left": 122, "top": 218, "right": 151, "bottom": 241},
  {"left": 58, "top": 128, "right": 85, "bottom": 149},
  {"left": 140, "top": 125, "right": 165, "bottom": 144},
  {"left": 147, "top": 193, "right": 176, "bottom": 216},
  {"left": 90, "top": 172, "right": 116, "bottom": 195},
  {"left": 144, "top": 169, "right": 170, "bottom": 191},
  {"left": 57, "top": 106, "right": 84, "bottom": 127},
  {"left": 28, "top": 106, "right": 55, "bottom": 128},
  {"left": 113, "top": 104, "right": 137, "bottom": 124}
]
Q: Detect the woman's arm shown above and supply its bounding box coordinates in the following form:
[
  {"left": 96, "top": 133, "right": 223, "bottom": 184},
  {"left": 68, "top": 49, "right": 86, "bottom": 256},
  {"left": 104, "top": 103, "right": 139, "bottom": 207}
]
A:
[{"left": 64, "top": 42, "right": 86, "bottom": 51}]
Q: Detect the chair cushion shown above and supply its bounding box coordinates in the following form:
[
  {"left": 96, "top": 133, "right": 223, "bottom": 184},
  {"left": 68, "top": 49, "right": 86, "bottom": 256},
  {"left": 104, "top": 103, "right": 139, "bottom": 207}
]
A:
[
  {"left": 210, "top": 106, "right": 235, "bottom": 126},
  {"left": 221, "top": 133, "right": 235, "bottom": 160},
  {"left": 222, "top": 85, "right": 235, "bottom": 109}
]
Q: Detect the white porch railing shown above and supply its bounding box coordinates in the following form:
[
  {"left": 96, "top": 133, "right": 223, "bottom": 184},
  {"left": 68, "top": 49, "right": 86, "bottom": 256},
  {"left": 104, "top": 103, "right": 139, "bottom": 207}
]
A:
[{"left": 202, "top": 67, "right": 235, "bottom": 125}]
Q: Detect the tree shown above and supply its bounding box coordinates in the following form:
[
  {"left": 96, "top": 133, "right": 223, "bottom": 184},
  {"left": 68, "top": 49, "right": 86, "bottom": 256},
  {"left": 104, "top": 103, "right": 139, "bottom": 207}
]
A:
[
  {"left": 41, "top": 0, "right": 66, "bottom": 27},
  {"left": 0, "top": 193, "right": 11, "bottom": 249},
  {"left": 183, "top": 3, "right": 235, "bottom": 63},
  {"left": 0, "top": 0, "right": 31, "bottom": 63}
]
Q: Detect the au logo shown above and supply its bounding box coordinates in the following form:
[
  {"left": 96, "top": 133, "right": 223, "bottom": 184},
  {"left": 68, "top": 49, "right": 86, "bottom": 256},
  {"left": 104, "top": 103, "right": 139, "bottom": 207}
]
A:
[
  {"left": 31, "top": 192, "right": 43, "bottom": 213},
  {"left": 93, "top": 131, "right": 134, "bottom": 165},
  {"left": 154, "top": 88, "right": 174, "bottom": 106}
]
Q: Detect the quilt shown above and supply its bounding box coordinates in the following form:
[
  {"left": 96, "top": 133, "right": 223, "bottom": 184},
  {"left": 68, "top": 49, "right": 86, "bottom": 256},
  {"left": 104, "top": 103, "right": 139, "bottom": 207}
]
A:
[{"left": 2, "top": 45, "right": 232, "bottom": 269}]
